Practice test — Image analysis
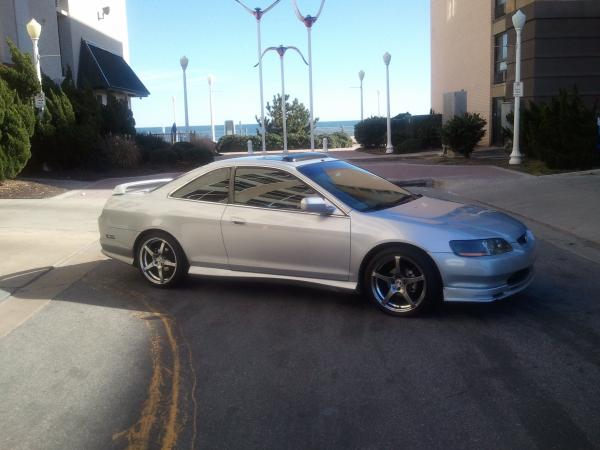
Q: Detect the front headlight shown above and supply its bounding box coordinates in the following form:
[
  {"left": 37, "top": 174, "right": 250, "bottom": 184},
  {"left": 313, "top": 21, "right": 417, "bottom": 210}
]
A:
[{"left": 449, "top": 238, "right": 513, "bottom": 257}]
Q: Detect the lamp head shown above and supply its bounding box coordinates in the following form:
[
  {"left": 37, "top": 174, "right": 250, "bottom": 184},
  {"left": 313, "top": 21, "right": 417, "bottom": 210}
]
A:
[
  {"left": 383, "top": 52, "right": 391, "bottom": 66},
  {"left": 180, "top": 55, "right": 189, "bottom": 70},
  {"left": 512, "top": 9, "right": 526, "bottom": 30},
  {"left": 358, "top": 70, "right": 365, "bottom": 81},
  {"left": 26, "top": 19, "right": 42, "bottom": 40}
]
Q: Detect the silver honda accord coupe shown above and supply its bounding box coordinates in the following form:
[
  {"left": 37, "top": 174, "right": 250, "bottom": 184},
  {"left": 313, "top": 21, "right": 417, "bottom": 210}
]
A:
[{"left": 98, "top": 152, "right": 536, "bottom": 316}]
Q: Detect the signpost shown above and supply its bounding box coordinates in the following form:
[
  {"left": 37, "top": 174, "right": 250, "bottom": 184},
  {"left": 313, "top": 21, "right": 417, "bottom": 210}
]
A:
[
  {"left": 34, "top": 92, "right": 46, "bottom": 109},
  {"left": 513, "top": 81, "right": 523, "bottom": 98}
]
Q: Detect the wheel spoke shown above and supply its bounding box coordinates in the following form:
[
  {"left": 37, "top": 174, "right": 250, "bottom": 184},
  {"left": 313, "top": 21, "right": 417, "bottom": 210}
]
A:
[
  {"left": 381, "top": 288, "right": 395, "bottom": 305},
  {"left": 403, "top": 275, "right": 424, "bottom": 285},
  {"left": 159, "top": 241, "right": 165, "bottom": 256},
  {"left": 394, "top": 256, "right": 402, "bottom": 276},
  {"left": 163, "top": 260, "right": 176, "bottom": 268},
  {"left": 400, "top": 290, "right": 415, "bottom": 307},
  {"left": 143, "top": 245, "right": 155, "bottom": 257},
  {"left": 373, "top": 272, "right": 393, "bottom": 284},
  {"left": 158, "top": 267, "right": 164, "bottom": 283},
  {"left": 143, "top": 262, "right": 155, "bottom": 272}
]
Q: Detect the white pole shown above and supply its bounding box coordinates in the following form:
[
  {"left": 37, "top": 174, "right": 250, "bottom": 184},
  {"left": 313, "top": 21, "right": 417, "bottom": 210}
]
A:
[
  {"left": 359, "top": 70, "right": 365, "bottom": 121},
  {"left": 208, "top": 76, "right": 215, "bottom": 142},
  {"left": 257, "top": 18, "right": 267, "bottom": 153},
  {"left": 279, "top": 52, "right": 288, "bottom": 154},
  {"left": 31, "top": 38, "right": 41, "bottom": 84},
  {"left": 383, "top": 52, "right": 393, "bottom": 154},
  {"left": 182, "top": 69, "right": 189, "bottom": 132},
  {"left": 510, "top": 10, "right": 526, "bottom": 165},
  {"left": 323, "top": 137, "right": 328, "bottom": 153},
  {"left": 307, "top": 26, "right": 315, "bottom": 150}
]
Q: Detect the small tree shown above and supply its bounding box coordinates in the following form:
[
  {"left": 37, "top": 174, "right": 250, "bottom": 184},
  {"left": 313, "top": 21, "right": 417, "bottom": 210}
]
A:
[
  {"left": 441, "top": 113, "right": 486, "bottom": 158},
  {"left": 101, "top": 95, "right": 136, "bottom": 136},
  {"left": 259, "top": 94, "right": 316, "bottom": 136},
  {"left": 0, "top": 40, "right": 40, "bottom": 100}
]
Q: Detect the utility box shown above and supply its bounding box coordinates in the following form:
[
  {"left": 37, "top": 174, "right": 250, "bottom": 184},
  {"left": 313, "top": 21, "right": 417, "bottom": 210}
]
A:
[
  {"left": 442, "top": 90, "right": 467, "bottom": 124},
  {"left": 224, "top": 120, "right": 235, "bottom": 136}
]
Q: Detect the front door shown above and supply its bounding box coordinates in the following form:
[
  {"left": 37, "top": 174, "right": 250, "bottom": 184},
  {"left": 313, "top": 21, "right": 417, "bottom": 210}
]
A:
[{"left": 221, "top": 166, "right": 351, "bottom": 281}]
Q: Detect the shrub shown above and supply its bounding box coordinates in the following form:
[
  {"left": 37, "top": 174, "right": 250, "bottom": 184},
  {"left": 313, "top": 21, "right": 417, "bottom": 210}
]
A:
[
  {"left": 96, "top": 135, "right": 141, "bottom": 169},
  {"left": 217, "top": 134, "right": 261, "bottom": 153},
  {"left": 397, "top": 138, "right": 423, "bottom": 154},
  {"left": 441, "top": 113, "right": 486, "bottom": 158},
  {"left": 354, "top": 117, "right": 387, "bottom": 148},
  {"left": 414, "top": 114, "right": 442, "bottom": 148},
  {"left": 101, "top": 95, "right": 136, "bottom": 136},
  {"left": 287, "top": 132, "right": 310, "bottom": 150},
  {"left": 266, "top": 133, "right": 284, "bottom": 151},
  {"left": 190, "top": 134, "right": 217, "bottom": 154},
  {"left": 316, "top": 132, "right": 353, "bottom": 149},
  {"left": 135, "top": 133, "right": 170, "bottom": 162},
  {"left": 0, "top": 77, "right": 35, "bottom": 180},
  {"left": 172, "top": 141, "right": 215, "bottom": 165}
]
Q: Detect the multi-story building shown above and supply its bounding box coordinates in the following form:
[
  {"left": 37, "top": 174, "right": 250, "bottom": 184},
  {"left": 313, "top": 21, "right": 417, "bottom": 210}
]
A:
[
  {"left": 431, "top": 0, "right": 600, "bottom": 145},
  {"left": 0, "top": 0, "right": 148, "bottom": 105}
]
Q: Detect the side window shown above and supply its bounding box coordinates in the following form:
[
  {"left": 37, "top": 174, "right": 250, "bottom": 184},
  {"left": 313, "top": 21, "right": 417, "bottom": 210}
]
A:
[
  {"left": 171, "top": 168, "right": 230, "bottom": 203},
  {"left": 234, "top": 167, "right": 318, "bottom": 211}
]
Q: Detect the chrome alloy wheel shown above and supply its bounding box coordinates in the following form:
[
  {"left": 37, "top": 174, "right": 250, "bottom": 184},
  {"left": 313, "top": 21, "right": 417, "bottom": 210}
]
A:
[
  {"left": 139, "top": 237, "right": 178, "bottom": 285},
  {"left": 370, "top": 255, "right": 427, "bottom": 313}
]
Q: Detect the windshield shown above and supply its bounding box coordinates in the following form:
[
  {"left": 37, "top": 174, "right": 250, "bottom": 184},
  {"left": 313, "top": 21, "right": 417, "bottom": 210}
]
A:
[{"left": 298, "top": 160, "right": 417, "bottom": 212}]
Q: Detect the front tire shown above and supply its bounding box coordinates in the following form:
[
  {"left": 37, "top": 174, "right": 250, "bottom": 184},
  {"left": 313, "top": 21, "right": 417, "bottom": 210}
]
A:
[
  {"left": 363, "top": 246, "right": 442, "bottom": 316},
  {"left": 137, "top": 232, "right": 187, "bottom": 288}
]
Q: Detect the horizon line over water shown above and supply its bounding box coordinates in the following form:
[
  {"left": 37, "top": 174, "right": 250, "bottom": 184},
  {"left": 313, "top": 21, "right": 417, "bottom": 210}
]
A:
[{"left": 137, "top": 120, "right": 359, "bottom": 140}]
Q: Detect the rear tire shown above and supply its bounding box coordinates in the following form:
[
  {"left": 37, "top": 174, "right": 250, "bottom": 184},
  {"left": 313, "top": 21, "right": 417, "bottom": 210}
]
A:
[
  {"left": 137, "top": 231, "right": 188, "bottom": 288},
  {"left": 362, "top": 245, "right": 442, "bottom": 316}
]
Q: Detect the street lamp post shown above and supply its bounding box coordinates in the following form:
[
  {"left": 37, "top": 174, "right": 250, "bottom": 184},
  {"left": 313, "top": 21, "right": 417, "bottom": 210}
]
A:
[
  {"left": 257, "top": 46, "right": 308, "bottom": 154},
  {"left": 509, "top": 9, "right": 526, "bottom": 165},
  {"left": 207, "top": 74, "right": 216, "bottom": 142},
  {"left": 383, "top": 52, "right": 393, "bottom": 154},
  {"left": 26, "top": 19, "right": 42, "bottom": 84},
  {"left": 358, "top": 70, "right": 365, "bottom": 121},
  {"left": 180, "top": 56, "right": 189, "bottom": 133},
  {"left": 292, "top": 0, "right": 326, "bottom": 151},
  {"left": 234, "top": 0, "right": 282, "bottom": 154}
]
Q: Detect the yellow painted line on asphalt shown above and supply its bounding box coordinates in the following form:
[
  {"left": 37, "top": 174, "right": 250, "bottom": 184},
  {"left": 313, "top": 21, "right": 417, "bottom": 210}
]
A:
[{"left": 0, "top": 240, "right": 103, "bottom": 338}]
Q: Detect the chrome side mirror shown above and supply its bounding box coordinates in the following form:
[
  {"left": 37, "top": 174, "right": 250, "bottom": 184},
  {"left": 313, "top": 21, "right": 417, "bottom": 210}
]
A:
[{"left": 300, "top": 196, "right": 336, "bottom": 215}]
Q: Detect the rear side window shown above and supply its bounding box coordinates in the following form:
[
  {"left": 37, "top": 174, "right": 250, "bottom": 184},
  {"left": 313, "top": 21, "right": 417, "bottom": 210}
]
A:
[
  {"left": 234, "top": 167, "right": 317, "bottom": 210},
  {"left": 171, "top": 168, "right": 230, "bottom": 203}
]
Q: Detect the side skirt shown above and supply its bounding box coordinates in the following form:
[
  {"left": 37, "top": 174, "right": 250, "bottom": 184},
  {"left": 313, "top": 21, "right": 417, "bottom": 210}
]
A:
[{"left": 188, "top": 266, "right": 357, "bottom": 292}]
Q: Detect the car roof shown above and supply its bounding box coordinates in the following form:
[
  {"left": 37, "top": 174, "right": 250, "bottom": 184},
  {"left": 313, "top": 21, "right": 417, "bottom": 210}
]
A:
[{"left": 213, "top": 152, "right": 336, "bottom": 169}]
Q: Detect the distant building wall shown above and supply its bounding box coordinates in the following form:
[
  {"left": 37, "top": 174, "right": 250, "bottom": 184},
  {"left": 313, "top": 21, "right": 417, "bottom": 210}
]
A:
[
  {"left": 431, "top": 0, "right": 493, "bottom": 145},
  {"left": 0, "top": 0, "right": 129, "bottom": 83}
]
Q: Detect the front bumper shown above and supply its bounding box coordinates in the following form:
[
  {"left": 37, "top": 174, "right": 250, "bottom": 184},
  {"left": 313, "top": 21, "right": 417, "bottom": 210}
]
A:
[{"left": 431, "top": 236, "right": 536, "bottom": 303}]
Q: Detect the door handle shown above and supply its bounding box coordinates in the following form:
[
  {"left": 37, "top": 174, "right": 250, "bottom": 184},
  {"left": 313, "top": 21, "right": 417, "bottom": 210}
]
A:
[{"left": 230, "top": 217, "right": 246, "bottom": 225}]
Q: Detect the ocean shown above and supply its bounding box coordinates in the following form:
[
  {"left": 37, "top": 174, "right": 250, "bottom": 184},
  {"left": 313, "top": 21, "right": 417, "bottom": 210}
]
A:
[{"left": 136, "top": 120, "right": 358, "bottom": 140}]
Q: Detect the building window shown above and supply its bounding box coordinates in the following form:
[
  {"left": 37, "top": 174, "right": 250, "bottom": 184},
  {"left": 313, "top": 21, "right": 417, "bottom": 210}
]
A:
[
  {"left": 495, "top": 0, "right": 506, "bottom": 19},
  {"left": 494, "top": 33, "right": 508, "bottom": 84}
]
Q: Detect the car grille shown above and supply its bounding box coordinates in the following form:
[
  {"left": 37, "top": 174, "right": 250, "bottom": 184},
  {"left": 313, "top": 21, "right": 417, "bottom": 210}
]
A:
[
  {"left": 517, "top": 233, "right": 528, "bottom": 246},
  {"left": 507, "top": 268, "right": 530, "bottom": 286}
]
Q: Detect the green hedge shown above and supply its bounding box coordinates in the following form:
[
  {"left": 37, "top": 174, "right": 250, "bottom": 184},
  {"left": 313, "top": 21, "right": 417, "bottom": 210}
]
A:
[
  {"left": 441, "top": 113, "right": 486, "bottom": 158},
  {"left": 354, "top": 114, "right": 442, "bottom": 152},
  {"left": 217, "top": 134, "right": 261, "bottom": 153}
]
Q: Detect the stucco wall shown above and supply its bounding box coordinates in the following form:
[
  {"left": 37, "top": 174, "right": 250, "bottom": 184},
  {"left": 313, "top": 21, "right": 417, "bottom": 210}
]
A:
[{"left": 431, "top": 0, "right": 493, "bottom": 145}]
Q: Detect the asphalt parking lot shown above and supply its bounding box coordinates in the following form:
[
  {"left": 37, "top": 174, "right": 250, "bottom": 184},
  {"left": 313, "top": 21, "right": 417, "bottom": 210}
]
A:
[{"left": 2, "top": 236, "right": 600, "bottom": 450}]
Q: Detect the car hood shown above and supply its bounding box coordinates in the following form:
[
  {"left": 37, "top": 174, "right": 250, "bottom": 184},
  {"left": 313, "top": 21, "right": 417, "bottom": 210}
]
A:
[{"left": 373, "top": 196, "right": 527, "bottom": 242}]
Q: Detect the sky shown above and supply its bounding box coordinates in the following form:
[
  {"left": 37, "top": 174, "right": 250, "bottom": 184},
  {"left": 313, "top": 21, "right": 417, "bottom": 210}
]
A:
[{"left": 126, "top": 0, "right": 431, "bottom": 128}]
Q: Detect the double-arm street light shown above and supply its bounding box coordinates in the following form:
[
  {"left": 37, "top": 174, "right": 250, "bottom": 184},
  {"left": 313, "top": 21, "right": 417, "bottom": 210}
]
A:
[
  {"left": 509, "top": 9, "right": 526, "bottom": 165},
  {"left": 234, "top": 0, "right": 282, "bottom": 154},
  {"left": 383, "top": 52, "right": 393, "bottom": 154},
  {"left": 257, "top": 45, "right": 308, "bottom": 154},
  {"left": 292, "top": 0, "right": 326, "bottom": 151},
  {"left": 180, "top": 56, "right": 189, "bottom": 133}
]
